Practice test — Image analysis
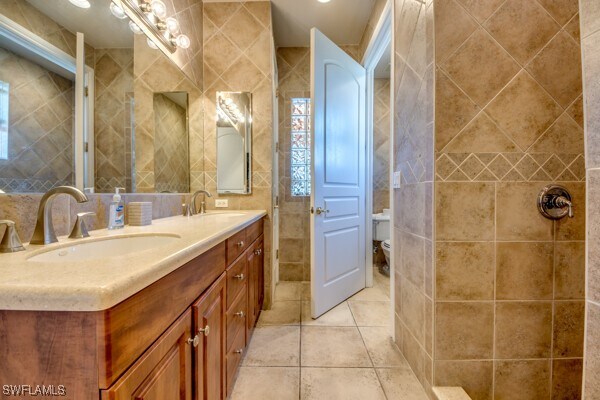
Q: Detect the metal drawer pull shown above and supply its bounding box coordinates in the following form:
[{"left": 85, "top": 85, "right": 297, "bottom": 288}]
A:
[
  {"left": 198, "top": 325, "right": 210, "bottom": 336},
  {"left": 237, "top": 241, "right": 245, "bottom": 247},
  {"left": 235, "top": 311, "right": 245, "bottom": 317},
  {"left": 254, "top": 248, "right": 262, "bottom": 255},
  {"left": 234, "top": 273, "right": 245, "bottom": 280},
  {"left": 234, "top": 349, "right": 243, "bottom": 354},
  {"left": 187, "top": 335, "right": 199, "bottom": 347}
]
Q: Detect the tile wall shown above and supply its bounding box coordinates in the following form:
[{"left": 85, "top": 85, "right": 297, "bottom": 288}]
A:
[
  {"left": 373, "top": 78, "right": 390, "bottom": 213},
  {"left": 393, "top": 0, "right": 435, "bottom": 395},
  {"left": 580, "top": 0, "right": 600, "bottom": 397},
  {"left": 433, "top": 0, "right": 585, "bottom": 399},
  {"left": 93, "top": 48, "right": 134, "bottom": 192},
  {"left": 133, "top": 34, "right": 204, "bottom": 193},
  {"left": 359, "top": 0, "right": 388, "bottom": 61},
  {"left": 276, "top": 47, "right": 311, "bottom": 281},
  {"left": 153, "top": 93, "right": 189, "bottom": 193},
  {"left": 202, "top": 1, "right": 275, "bottom": 306}
]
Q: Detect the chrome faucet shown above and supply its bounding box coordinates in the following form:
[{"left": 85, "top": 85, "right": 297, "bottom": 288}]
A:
[
  {"left": 190, "top": 190, "right": 212, "bottom": 215},
  {"left": 30, "top": 186, "right": 89, "bottom": 245}
]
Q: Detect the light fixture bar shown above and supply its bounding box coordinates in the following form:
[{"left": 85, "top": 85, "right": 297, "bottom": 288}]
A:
[{"left": 112, "top": 0, "right": 177, "bottom": 53}]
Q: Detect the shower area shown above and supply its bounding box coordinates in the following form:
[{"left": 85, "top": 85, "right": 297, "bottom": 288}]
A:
[{"left": 393, "top": 0, "right": 587, "bottom": 398}]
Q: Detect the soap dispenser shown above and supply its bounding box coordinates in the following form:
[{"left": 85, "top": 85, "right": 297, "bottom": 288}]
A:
[{"left": 108, "top": 187, "right": 125, "bottom": 230}]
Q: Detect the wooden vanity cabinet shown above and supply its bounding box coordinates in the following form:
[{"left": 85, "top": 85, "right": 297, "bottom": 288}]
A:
[{"left": 0, "top": 218, "right": 264, "bottom": 400}]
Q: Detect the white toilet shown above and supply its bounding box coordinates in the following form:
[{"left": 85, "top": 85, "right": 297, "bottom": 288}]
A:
[{"left": 372, "top": 209, "right": 391, "bottom": 272}]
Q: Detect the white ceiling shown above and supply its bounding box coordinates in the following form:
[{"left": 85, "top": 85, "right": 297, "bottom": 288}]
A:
[
  {"left": 270, "top": 0, "right": 375, "bottom": 47},
  {"left": 26, "top": 0, "right": 133, "bottom": 48}
]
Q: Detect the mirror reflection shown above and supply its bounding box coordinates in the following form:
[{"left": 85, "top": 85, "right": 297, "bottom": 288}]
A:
[
  {"left": 216, "top": 91, "right": 252, "bottom": 195},
  {"left": 0, "top": 0, "right": 202, "bottom": 194}
]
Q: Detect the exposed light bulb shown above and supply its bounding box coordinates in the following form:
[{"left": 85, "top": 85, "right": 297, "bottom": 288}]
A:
[
  {"left": 317, "top": 0, "right": 331, "bottom": 2},
  {"left": 164, "top": 17, "right": 180, "bottom": 34},
  {"left": 129, "top": 21, "right": 144, "bottom": 35},
  {"left": 150, "top": 0, "right": 167, "bottom": 19},
  {"left": 69, "top": 0, "right": 91, "bottom": 8},
  {"left": 109, "top": 2, "right": 128, "bottom": 19},
  {"left": 174, "top": 34, "right": 190, "bottom": 49},
  {"left": 146, "top": 38, "right": 158, "bottom": 49}
]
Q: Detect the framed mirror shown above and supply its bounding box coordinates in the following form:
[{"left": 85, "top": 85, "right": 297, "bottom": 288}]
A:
[{"left": 216, "top": 91, "right": 251, "bottom": 195}]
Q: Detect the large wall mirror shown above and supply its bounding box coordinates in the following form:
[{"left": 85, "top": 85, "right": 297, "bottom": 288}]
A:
[
  {"left": 0, "top": 0, "right": 202, "bottom": 194},
  {"left": 216, "top": 91, "right": 252, "bottom": 195}
]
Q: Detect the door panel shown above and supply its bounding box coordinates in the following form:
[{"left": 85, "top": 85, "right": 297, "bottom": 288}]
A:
[{"left": 310, "top": 28, "right": 367, "bottom": 318}]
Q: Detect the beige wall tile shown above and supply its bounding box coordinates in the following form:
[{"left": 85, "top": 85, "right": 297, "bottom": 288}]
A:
[
  {"left": 435, "top": 182, "right": 494, "bottom": 241},
  {"left": 433, "top": 0, "right": 477, "bottom": 62},
  {"left": 495, "top": 302, "right": 552, "bottom": 358},
  {"left": 580, "top": 0, "right": 600, "bottom": 38},
  {"left": 494, "top": 360, "right": 551, "bottom": 400},
  {"left": 584, "top": 302, "right": 600, "bottom": 397},
  {"left": 434, "top": 360, "right": 493, "bottom": 400},
  {"left": 552, "top": 358, "right": 583, "bottom": 400},
  {"left": 496, "top": 242, "right": 554, "bottom": 300},
  {"left": 435, "top": 302, "right": 494, "bottom": 360},
  {"left": 554, "top": 241, "right": 585, "bottom": 300},
  {"left": 496, "top": 182, "right": 554, "bottom": 241},
  {"left": 553, "top": 300, "right": 585, "bottom": 358},
  {"left": 436, "top": 242, "right": 494, "bottom": 300}
]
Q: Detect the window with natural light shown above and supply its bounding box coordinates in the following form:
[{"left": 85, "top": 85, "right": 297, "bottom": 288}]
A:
[
  {"left": 0, "top": 80, "right": 8, "bottom": 160},
  {"left": 290, "top": 98, "right": 311, "bottom": 197}
]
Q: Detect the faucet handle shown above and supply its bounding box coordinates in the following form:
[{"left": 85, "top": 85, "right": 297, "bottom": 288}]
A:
[
  {"left": 69, "top": 212, "right": 96, "bottom": 239},
  {"left": 0, "top": 220, "right": 25, "bottom": 253}
]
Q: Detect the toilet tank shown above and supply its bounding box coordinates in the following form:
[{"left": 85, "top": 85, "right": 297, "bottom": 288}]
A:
[{"left": 372, "top": 209, "right": 391, "bottom": 241}]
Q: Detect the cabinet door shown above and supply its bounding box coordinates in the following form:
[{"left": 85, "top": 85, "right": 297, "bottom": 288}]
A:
[
  {"left": 246, "top": 242, "right": 258, "bottom": 337},
  {"left": 193, "top": 273, "right": 226, "bottom": 400},
  {"left": 255, "top": 238, "right": 264, "bottom": 313},
  {"left": 101, "top": 310, "right": 193, "bottom": 400}
]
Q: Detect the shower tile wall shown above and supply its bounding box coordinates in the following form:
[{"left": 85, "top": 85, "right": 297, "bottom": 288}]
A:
[
  {"left": 393, "top": 0, "right": 435, "bottom": 395},
  {"left": 433, "top": 0, "right": 584, "bottom": 399},
  {"left": 373, "top": 78, "right": 390, "bottom": 213},
  {"left": 580, "top": 0, "right": 600, "bottom": 397},
  {"left": 202, "top": 1, "right": 275, "bottom": 306}
]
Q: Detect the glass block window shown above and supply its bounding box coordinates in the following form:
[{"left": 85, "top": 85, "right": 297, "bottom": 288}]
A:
[
  {"left": 291, "top": 98, "right": 311, "bottom": 197},
  {"left": 0, "top": 81, "right": 8, "bottom": 160}
]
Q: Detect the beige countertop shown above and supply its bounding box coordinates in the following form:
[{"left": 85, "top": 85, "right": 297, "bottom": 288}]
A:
[{"left": 0, "top": 210, "right": 266, "bottom": 312}]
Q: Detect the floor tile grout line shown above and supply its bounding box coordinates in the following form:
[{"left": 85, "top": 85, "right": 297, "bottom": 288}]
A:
[{"left": 356, "top": 325, "right": 389, "bottom": 400}]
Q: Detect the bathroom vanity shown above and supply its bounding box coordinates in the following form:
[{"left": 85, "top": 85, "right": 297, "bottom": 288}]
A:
[{"left": 0, "top": 211, "right": 266, "bottom": 400}]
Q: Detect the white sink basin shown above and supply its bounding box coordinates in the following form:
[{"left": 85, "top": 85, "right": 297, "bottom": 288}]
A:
[{"left": 27, "top": 234, "right": 181, "bottom": 262}]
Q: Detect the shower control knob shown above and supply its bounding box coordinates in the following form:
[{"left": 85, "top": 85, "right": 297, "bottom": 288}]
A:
[{"left": 537, "top": 185, "right": 573, "bottom": 220}]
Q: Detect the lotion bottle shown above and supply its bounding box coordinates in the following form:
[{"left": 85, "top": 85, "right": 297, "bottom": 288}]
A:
[{"left": 108, "top": 187, "right": 125, "bottom": 229}]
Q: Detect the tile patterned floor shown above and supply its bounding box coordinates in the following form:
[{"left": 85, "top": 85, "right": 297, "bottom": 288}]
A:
[{"left": 230, "top": 272, "right": 428, "bottom": 400}]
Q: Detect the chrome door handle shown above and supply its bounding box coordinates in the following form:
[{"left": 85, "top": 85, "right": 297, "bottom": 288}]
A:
[{"left": 313, "top": 207, "right": 329, "bottom": 215}]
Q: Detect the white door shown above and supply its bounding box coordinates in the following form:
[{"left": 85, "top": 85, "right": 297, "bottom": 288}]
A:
[{"left": 310, "top": 28, "right": 367, "bottom": 318}]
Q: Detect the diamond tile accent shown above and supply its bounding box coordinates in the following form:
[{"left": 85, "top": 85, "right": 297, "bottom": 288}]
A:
[{"left": 458, "top": 154, "right": 486, "bottom": 180}]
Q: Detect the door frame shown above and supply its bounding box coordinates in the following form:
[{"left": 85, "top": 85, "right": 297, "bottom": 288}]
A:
[{"left": 361, "top": 0, "right": 393, "bottom": 326}]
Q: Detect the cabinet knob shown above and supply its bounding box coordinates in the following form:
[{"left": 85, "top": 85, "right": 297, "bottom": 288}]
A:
[
  {"left": 237, "top": 240, "right": 245, "bottom": 247},
  {"left": 234, "top": 349, "right": 244, "bottom": 354},
  {"left": 198, "top": 325, "right": 210, "bottom": 337},
  {"left": 234, "top": 273, "right": 245, "bottom": 280},
  {"left": 235, "top": 311, "right": 245, "bottom": 318},
  {"left": 254, "top": 248, "right": 262, "bottom": 255},
  {"left": 187, "top": 335, "right": 199, "bottom": 347}
]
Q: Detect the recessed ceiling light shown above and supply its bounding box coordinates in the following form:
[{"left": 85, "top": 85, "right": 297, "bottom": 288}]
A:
[
  {"left": 68, "top": 0, "right": 91, "bottom": 8},
  {"left": 317, "top": 0, "right": 331, "bottom": 3}
]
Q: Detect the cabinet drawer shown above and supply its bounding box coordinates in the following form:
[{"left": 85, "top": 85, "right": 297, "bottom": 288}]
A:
[
  {"left": 226, "top": 289, "right": 247, "bottom": 351},
  {"left": 245, "top": 220, "right": 263, "bottom": 245},
  {"left": 226, "top": 230, "right": 247, "bottom": 264},
  {"left": 226, "top": 256, "right": 247, "bottom": 309},
  {"left": 226, "top": 327, "right": 245, "bottom": 397}
]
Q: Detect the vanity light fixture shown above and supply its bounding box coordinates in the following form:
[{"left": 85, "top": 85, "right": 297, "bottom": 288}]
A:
[
  {"left": 317, "top": 0, "right": 331, "bottom": 3},
  {"left": 109, "top": 0, "right": 191, "bottom": 53},
  {"left": 109, "top": 2, "right": 128, "bottom": 19},
  {"left": 68, "top": 0, "right": 91, "bottom": 8}
]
